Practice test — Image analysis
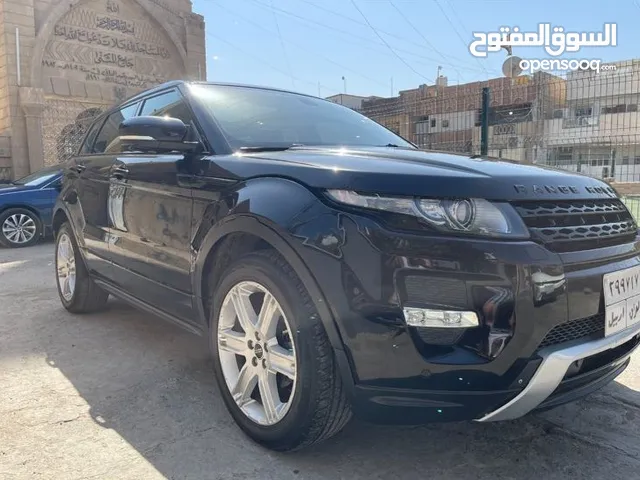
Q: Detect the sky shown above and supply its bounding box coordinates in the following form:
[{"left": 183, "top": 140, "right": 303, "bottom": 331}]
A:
[{"left": 192, "top": 0, "right": 639, "bottom": 98}]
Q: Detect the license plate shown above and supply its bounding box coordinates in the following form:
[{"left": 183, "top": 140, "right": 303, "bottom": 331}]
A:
[{"left": 603, "top": 265, "right": 640, "bottom": 336}]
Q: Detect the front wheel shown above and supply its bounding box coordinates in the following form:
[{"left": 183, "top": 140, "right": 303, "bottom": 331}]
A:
[
  {"left": 209, "top": 250, "right": 352, "bottom": 451},
  {"left": 55, "top": 222, "right": 109, "bottom": 313}
]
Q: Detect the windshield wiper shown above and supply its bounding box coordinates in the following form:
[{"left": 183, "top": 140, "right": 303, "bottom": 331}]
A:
[{"left": 238, "top": 144, "right": 305, "bottom": 153}]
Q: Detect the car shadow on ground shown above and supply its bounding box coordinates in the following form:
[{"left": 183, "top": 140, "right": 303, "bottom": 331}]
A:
[{"left": 21, "top": 294, "right": 638, "bottom": 480}]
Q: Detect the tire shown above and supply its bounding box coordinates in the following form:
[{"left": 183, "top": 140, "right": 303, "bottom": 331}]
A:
[
  {"left": 0, "top": 208, "right": 42, "bottom": 248},
  {"left": 209, "top": 250, "right": 352, "bottom": 451},
  {"left": 55, "top": 222, "right": 109, "bottom": 313}
]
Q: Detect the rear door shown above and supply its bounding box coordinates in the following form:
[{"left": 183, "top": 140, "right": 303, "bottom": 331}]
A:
[
  {"left": 75, "top": 103, "right": 139, "bottom": 278},
  {"left": 64, "top": 104, "right": 134, "bottom": 276},
  {"left": 107, "top": 89, "right": 199, "bottom": 322}
]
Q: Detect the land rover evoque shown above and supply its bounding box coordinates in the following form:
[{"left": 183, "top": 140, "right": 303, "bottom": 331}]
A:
[{"left": 53, "top": 81, "right": 640, "bottom": 451}]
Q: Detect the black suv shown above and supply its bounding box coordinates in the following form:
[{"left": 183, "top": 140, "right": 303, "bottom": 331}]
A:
[{"left": 53, "top": 81, "right": 640, "bottom": 451}]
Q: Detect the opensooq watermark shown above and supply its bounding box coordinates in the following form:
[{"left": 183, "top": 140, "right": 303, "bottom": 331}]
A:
[{"left": 468, "top": 23, "right": 618, "bottom": 74}]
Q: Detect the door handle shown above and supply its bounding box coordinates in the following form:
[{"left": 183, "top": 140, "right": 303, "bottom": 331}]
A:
[
  {"left": 111, "top": 166, "right": 129, "bottom": 180},
  {"left": 70, "top": 165, "right": 86, "bottom": 174}
]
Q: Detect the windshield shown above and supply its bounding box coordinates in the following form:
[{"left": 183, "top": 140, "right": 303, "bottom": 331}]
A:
[
  {"left": 13, "top": 167, "right": 61, "bottom": 187},
  {"left": 190, "top": 84, "right": 414, "bottom": 150}
]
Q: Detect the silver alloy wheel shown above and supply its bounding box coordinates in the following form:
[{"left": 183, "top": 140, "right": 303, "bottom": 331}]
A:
[
  {"left": 2, "top": 213, "right": 37, "bottom": 245},
  {"left": 56, "top": 233, "right": 77, "bottom": 302},
  {"left": 218, "top": 281, "right": 297, "bottom": 426}
]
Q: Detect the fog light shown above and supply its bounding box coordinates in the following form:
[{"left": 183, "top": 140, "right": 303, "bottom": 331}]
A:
[{"left": 403, "top": 307, "right": 479, "bottom": 328}]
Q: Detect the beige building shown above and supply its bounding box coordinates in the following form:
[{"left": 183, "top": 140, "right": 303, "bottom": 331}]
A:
[
  {"left": 0, "top": 0, "right": 206, "bottom": 181},
  {"left": 361, "top": 73, "right": 565, "bottom": 162}
]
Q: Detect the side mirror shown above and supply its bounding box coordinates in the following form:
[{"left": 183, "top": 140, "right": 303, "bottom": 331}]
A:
[{"left": 115, "top": 116, "right": 200, "bottom": 154}]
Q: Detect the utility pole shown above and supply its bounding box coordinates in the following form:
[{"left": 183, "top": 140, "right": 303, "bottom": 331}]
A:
[
  {"left": 481, "top": 87, "right": 490, "bottom": 156},
  {"left": 390, "top": 77, "right": 394, "bottom": 97},
  {"left": 342, "top": 76, "right": 347, "bottom": 94}
]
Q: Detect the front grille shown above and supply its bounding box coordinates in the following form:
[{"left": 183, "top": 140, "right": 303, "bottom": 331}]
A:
[
  {"left": 538, "top": 313, "right": 605, "bottom": 349},
  {"left": 415, "top": 327, "right": 466, "bottom": 345},
  {"left": 513, "top": 200, "right": 637, "bottom": 252},
  {"left": 403, "top": 275, "right": 468, "bottom": 307}
]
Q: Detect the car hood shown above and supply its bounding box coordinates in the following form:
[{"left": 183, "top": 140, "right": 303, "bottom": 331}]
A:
[
  {"left": 0, "top": 184, "right": 36, "bottom": 195},
  {"left": 237, "top": 147, "right": 617, "bottom": 201}
]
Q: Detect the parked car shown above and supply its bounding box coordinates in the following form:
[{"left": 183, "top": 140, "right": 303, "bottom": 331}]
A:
[
  {"left": 53, "top": 81, "right": 640, "bottom": 451},
  {"left": 0, "top": 165, "right": 63, "bottom": 248}
]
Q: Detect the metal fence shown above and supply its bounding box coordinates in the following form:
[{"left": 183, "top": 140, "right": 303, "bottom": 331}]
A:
[
  {"left": 360, "top": 59, "right": 640, "bottom": 183},
  {"left": 622, "top": 196, "right": 640, "bottom": 222}
]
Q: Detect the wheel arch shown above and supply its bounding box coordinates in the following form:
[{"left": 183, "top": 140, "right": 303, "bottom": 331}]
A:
[
  {"left": 194, "top": 215, "right": 355, "bottom": 391},
  {"left": 52, "top": 207, "right": 70, "bottom": 238},
  {"left": 0, "top": 204, "right": 42, "bottom": 221}
]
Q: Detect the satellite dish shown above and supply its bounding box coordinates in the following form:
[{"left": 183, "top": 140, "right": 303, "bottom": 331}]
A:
[{"left": 502, "top": 56, "right": 523, "bottom": 78}]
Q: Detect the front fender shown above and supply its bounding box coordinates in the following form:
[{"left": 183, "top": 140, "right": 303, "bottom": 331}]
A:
[
  {"left": 53, "top": 184, "right": 86, "bottom": 248},
  {"left": 192, "top": 177, "right": 355, "bottom": 388}
]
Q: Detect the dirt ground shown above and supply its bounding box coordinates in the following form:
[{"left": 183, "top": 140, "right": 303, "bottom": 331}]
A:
[{"left": 2, "top": 243, "right": 640, "bottom": 480}]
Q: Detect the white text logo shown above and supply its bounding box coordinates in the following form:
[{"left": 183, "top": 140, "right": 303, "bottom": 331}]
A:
[{"left": 469, "top": 23, "right": 617, "bottom": 58}]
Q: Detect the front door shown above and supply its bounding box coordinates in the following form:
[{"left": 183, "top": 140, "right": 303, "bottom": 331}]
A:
[
  {"left": 107, "top": 153, "right": 195, "bottom": 321},
  {"left": 106, "top": 88, "right": 201, "bottom": 323}
]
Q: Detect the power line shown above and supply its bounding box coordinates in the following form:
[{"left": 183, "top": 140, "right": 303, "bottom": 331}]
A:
[
  {"left": 432, "top": 0, "right": 491, "bottom": 77},
  {"left": 387, "top": 0, "right": 469, "bottom": 82},
  {"left": 445, "top": 0, "right": 473, "bottom": 35},
  {"left": 210, "top": 0, "right": 392, "bottom": 90},
  {"left": 292, "top": 0, "right": 470, "bottom": 64},
  {"left": 205, "top": 31, "right": 341, "bottom": 95},
  {"left": 269, "top": 0, "right": 295, "bottom": 90},
  {"left": 348, "top": 0, "right": 435, "bottom": 83},
  {"left": 388, "top": 1, "right": 448, "bottom": 63},
  {"left": 240, "top": 0, "right": 489, "bottom": 75}
]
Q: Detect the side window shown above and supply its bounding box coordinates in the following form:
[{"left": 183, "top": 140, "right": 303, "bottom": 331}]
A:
[
  {"left": 78, "top": 120, "right": 103, "bottom": 155},
  {"left": 140, "top": 90, "right": 200, "bottom": 142},
  {"left": 93, "top": 102, "right": 140, "bottom": 154}
]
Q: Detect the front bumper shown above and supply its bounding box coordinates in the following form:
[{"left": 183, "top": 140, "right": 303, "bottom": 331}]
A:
[
  {"left": 287, "top": 204, "right": 640, "bottom": 423},
  {"left": 478, "top": 321, "right": 640, "bottom": 421}
]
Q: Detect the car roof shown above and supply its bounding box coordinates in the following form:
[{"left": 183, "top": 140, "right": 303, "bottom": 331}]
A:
[{"left": 119, "top": 81, "right": 321, "bottom": 108}]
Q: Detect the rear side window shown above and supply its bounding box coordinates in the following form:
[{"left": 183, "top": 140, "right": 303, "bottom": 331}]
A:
[
  {"left": 78, "top": 120, "right": 103, "bottom": 155},
  {"left": 93, "top": 102, "right": 139, "bottom": 154},
  {"left": 140, "top": 90, "right": 200, "bottom": 142}
]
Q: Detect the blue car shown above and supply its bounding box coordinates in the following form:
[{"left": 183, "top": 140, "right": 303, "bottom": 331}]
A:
[{"left": 0, "top": 165, "right": 63, "bottom": 248}]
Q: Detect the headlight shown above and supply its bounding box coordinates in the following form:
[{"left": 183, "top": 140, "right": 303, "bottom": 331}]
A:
[{"left": 326, "top": 190, "right": 529, "bottom": 238}]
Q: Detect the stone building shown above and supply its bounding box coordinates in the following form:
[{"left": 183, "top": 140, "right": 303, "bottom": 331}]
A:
[{"left": 0, "top": 0, "right": 206, "bottom": 180}]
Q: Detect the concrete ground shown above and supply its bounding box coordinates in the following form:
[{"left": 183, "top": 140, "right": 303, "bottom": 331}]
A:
[{"left": 2, "top": 243, "right": 640, "bottom": 480}]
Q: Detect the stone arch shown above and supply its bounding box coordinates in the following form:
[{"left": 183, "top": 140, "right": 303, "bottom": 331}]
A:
[{"left": 30, "top": 0, "right": 189, "bottom": 88}]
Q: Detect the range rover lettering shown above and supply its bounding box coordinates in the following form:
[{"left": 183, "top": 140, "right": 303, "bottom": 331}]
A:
[{"left": 53, "top": 81, "right": 640, "bottom": 451}]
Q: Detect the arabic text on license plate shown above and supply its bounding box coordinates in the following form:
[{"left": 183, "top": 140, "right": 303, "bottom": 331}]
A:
[{"left": 603, "top": 265, "right": 640, "bottom": 336}]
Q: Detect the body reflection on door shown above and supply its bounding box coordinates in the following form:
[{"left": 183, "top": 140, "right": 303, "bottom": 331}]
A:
[{"left": 106, "top": 155, "right": 195, "bottom": 323}]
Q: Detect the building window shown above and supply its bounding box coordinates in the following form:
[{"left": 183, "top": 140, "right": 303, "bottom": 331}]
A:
[
  {"left": 602, "top": 104, "right": 626, "bottom": 114},
  {"left": 415, "top": 121, "right": 429, "bottom": 135},
  {"left": 628, "top": 104, "right": 638, "bottom": 112},
  {"left": 557, "top": 147, "right": 573, "bottom": 162},
  {"left": 430, "top": 119, "right": 436, "bottom": 128},
  {"left": 575, "top": 106, "right": 593, "bottom": 117},
  {"left": 442, "top": 119, "right": 449, "bottom": 128}
]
